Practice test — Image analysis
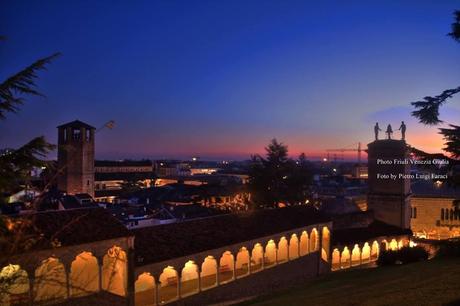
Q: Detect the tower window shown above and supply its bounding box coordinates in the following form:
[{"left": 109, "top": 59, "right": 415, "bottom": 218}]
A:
[
  {"left": 441, "top": 208, "right": 445, "bottom": 220},
  {"left": 87, "top": 180, "right": 90, "bottom": 186},
  {"left": 72, "top": 128, "right": 81, "bottom": 140},
  {"left": 86, "top": 129, "right": 91, "bottom": 141},
  {"left": 63, "top": 129, "right": 67, "bottom": 142}
]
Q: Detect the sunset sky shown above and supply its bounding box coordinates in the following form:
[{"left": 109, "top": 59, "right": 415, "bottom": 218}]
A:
[{"left": 1, "top": 0, "right": 459, "bottom": 160}]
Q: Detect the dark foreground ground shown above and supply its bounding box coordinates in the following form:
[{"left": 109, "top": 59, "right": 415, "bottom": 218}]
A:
[{"left": 238, "top": 258, "right": 460, "bottom": 306}]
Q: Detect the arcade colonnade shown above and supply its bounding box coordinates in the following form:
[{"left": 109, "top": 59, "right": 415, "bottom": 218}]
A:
[
  {"left": 0, "top": 243, "right": 132, "bottom": 306},
  {"left": 134, "top": 225, "right": 331, "bottom": 306},
  {"left": 331, "top": 236, "right": 408, "bottom": 271}
]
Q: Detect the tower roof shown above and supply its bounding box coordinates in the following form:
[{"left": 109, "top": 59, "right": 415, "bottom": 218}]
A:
[{"left": 57, "top": 120, "right": 95, "bottom": 130}]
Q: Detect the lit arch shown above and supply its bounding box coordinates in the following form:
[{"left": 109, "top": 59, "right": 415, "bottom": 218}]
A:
[
  {"left": 289, "top": 234, "right": 299, "bottom": 260},
  {"left": 135, "top": 272, "right": 155, "bottom": 306},
  {"left": 310, "top": 228, "right": 318, "bottom": 252},
  {"left": 250, "top": 243, "right": 264, "bottom": 273},
  {"left": 371, "top": 241, "right": 379, "bottom": 261},
  {"left": 34, "top": 257, "right": 67, "bottom": 303},
  {"left": 361, "top": 243, "right": 371, "bottom": 264},
  {"left": 219, "top": 251, "right": 234, "bottom": 284},
  {"left": 102, "top": 246, "right": 127, "bottom": 296},
  {"left": 70, "top": 251, "right": 99, "bottom": 297},
  {"left": 265, "top": 240, "right": 277, "bottom": 267},
  {"left": 351, "top": 244, "right": 361, "bottom": 266},
  {"left": 300, "top": 231, "right": 309, "bottom": 256},
  {"left": 341, "top": 247, "right": 351, "bottom": 269},
  {"left": 0, "top": 264, "right": 29, "bottom": 305},
  {"left": 181, "top": 261, "right": 199, "bottom": 297},
  {"left": 389, "top": 239, "right": 398, "bottom": 251},
  {"left": 235, "top": 247, "right": 250, "bottom": 278},
  {"left": 277, "top": 237, "right": 289, "bottom": 263},
  {"left": 321, "top": 227, "right": 330, "bottom": 262},
  {"left": 332, "top": 249, "right": 341, "bottom": 271},
  {"left": 158, "top": 266, "right": 178, "bottom": 303},
  {"left": 201, "top": 256, "right": 217, "bottom": 290},
  {"left": 398, "top": 240, "right": 404, "bottom": 249}
]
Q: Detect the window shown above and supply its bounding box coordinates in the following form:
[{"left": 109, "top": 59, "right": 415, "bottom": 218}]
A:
[
  {"left": 441, "top": 208, "right": 445, "bottom": 220},
  {"left": 86, "top": 129, "right": 91, "bottom": 141},
  {"left": 413, "top": 207, "right": 417, "bottom": 219},
  {"left": 72, "top": 128, "right": 81, "bottom": 140}
]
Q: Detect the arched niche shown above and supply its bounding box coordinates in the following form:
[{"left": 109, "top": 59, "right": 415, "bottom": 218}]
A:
[
  {"left": 321, "top": 227, "right": 330, "bottom": 262},
  {"left": 264, "top": 240, "right": 277, "bottom": 267},
  {"left": 70, "top": 251, "right": 99, "bottom": 297},
  {"left": 102, "top": 246, "right": 127, "bottom": 296},
  {"left": 299, "top": 231, "right": 309, "bottom": 256},
  {"left": 235, "top": 247, "right": 250, "bottom": 278},
  {"left": 219, "top": 251, "right": 234, "bottom": 284},
  {"left": 398, "top": 239, "right": 404, "bottom": 249},
  {"left": 310, "top": 228, "right": 318, "bottom": 252},
  {"left": 200, "top": 256, "right": 217, "bottom": 290},
  {"left": 34, "top": 257, "right": 67, "bottom": 303},
  {"left": 351, "top": 244, "right": 361, "bottom": 266},
  {"left": 289, "top": 234, "right": 299, "bottom": 260},
  {"left": 331, "top": 249, "right": 341, "bottom": 271},
  {"left": 181, "top": 261, "right": 199, "bottom": 297},
  {"left": 340, "top": 247, "right": 351, "bottom": 269},
  {"left": 277, "top": 237, "right": 288, "bottom": 263},
  {"left": 381, "top": 240, "right": 389, "bottom": 251},
  {"left": 135, "top": 272, "right": 155, "bottom": 306},
  {"left": 250, "top": 243, "right": 264, "bottom": 273},
  {"left": 0, "top": 264, "right": 29, "bottom": 305},
  {"left": 158, "top": 266, "right": 178, "bottom": 303},
  {"left": 361, "top": 242, "right": 371, "bottom": 264},
  {"left": 389, "top": 239, "right": 398, "bottom": 251},
  {"left": 371, "top": 241, "right": 379, "bottom": 261}
]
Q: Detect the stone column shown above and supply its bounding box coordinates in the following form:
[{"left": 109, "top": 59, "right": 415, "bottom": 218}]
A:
[
  {"left": 64, "top": 263, "right": 71, "bottom": 299},
  {"left": 247, "top": 256, "right": 252, "bottom": 275},
  {"left": 96, "top": 256, "right": 104, "bottom": 292},
  {"left": 28, "top": 275, "right": 35, "bottom": 306},
  {"left": 126, "top": 238, "right": 136, "bottom": 306},
  {"left": 317, "top": 227, "right": 323, "bottom": 276},
  {"left": 177, "top": 273, "right": 181, "bottom": 299}
]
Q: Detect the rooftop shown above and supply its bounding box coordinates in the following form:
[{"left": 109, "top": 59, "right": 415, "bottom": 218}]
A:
[
  {"left": 5, "top": 208, "right": 131, "bottom": 255},
  {"left": 132, "top": 206, "right": 330, "bottom": 265},
  {"left": 57, "top": 120, "right": 95, "bottom": 130}
]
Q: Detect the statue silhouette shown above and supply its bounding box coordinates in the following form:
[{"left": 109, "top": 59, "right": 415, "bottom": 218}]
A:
[
  {"left": 398, "top": 121, "right": 406, "bottom": 140},
  {"left": 386, "top": 124, "right": 393, "bottom": 139},
  {"left": 374, "top": 122, "right": 381, "bottom": 140}
]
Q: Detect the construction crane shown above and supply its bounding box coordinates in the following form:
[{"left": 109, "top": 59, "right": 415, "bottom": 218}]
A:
[{"left": 326, "top": 142, "right": 362, "bottom": 164}]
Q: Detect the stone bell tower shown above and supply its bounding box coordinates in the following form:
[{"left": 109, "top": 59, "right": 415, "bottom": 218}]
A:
[
  {"left": 57, "top": 120, "right": 95, "bottom": 197},
  {"left": 367, "top": 139, "right": 411, "bottom": 229}
]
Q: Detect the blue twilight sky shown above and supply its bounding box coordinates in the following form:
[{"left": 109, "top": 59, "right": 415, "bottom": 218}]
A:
[{"left": 1, "top": 0, "right": 459, "bottom": 160}]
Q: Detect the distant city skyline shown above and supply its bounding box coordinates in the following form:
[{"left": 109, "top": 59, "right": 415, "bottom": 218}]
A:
[{"left": 1, "top": 1, "right": 459, "bottom": 160}]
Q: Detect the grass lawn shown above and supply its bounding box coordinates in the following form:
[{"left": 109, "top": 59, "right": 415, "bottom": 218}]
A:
[{"left": 239, "top": 258, "right": 460, "bottom": 306}]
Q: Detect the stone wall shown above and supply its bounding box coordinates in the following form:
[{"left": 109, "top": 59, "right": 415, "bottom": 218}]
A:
[{"left": 171, "top": 253, "right": 323, "bottom": 306}]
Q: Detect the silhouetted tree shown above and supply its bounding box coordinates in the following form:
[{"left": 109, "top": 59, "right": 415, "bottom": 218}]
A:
[
  {"left": 248, "top": 139, "right": 312, "bottom": 208},
  {"left": 0, "top": 38, "right": 60, "bottom": 201},
  {"left": 411, "top": 11, "right": 460, "bottom": 157},
  {"left": 410, "top": 11, "right": 460, "bottom": 187}
]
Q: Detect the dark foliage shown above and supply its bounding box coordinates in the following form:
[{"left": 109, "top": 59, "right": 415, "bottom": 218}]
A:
[
  {"left": 248, "top": 139, "right": 312, "bottom": 208},
  {"left": 410, "top": 11, "right": 460, "bottom": 165},
  {"left": 436, "top": 239, "right": 460, "bottom": 257},
  {"left": 448, "top": 10, "right": 460, "bottom": 42},
  {"left": 377, "top": 246, "right": 429, "bottom": 266},
  {"left": 0, "top": 53, "right": 60, "bottom": 120}
]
